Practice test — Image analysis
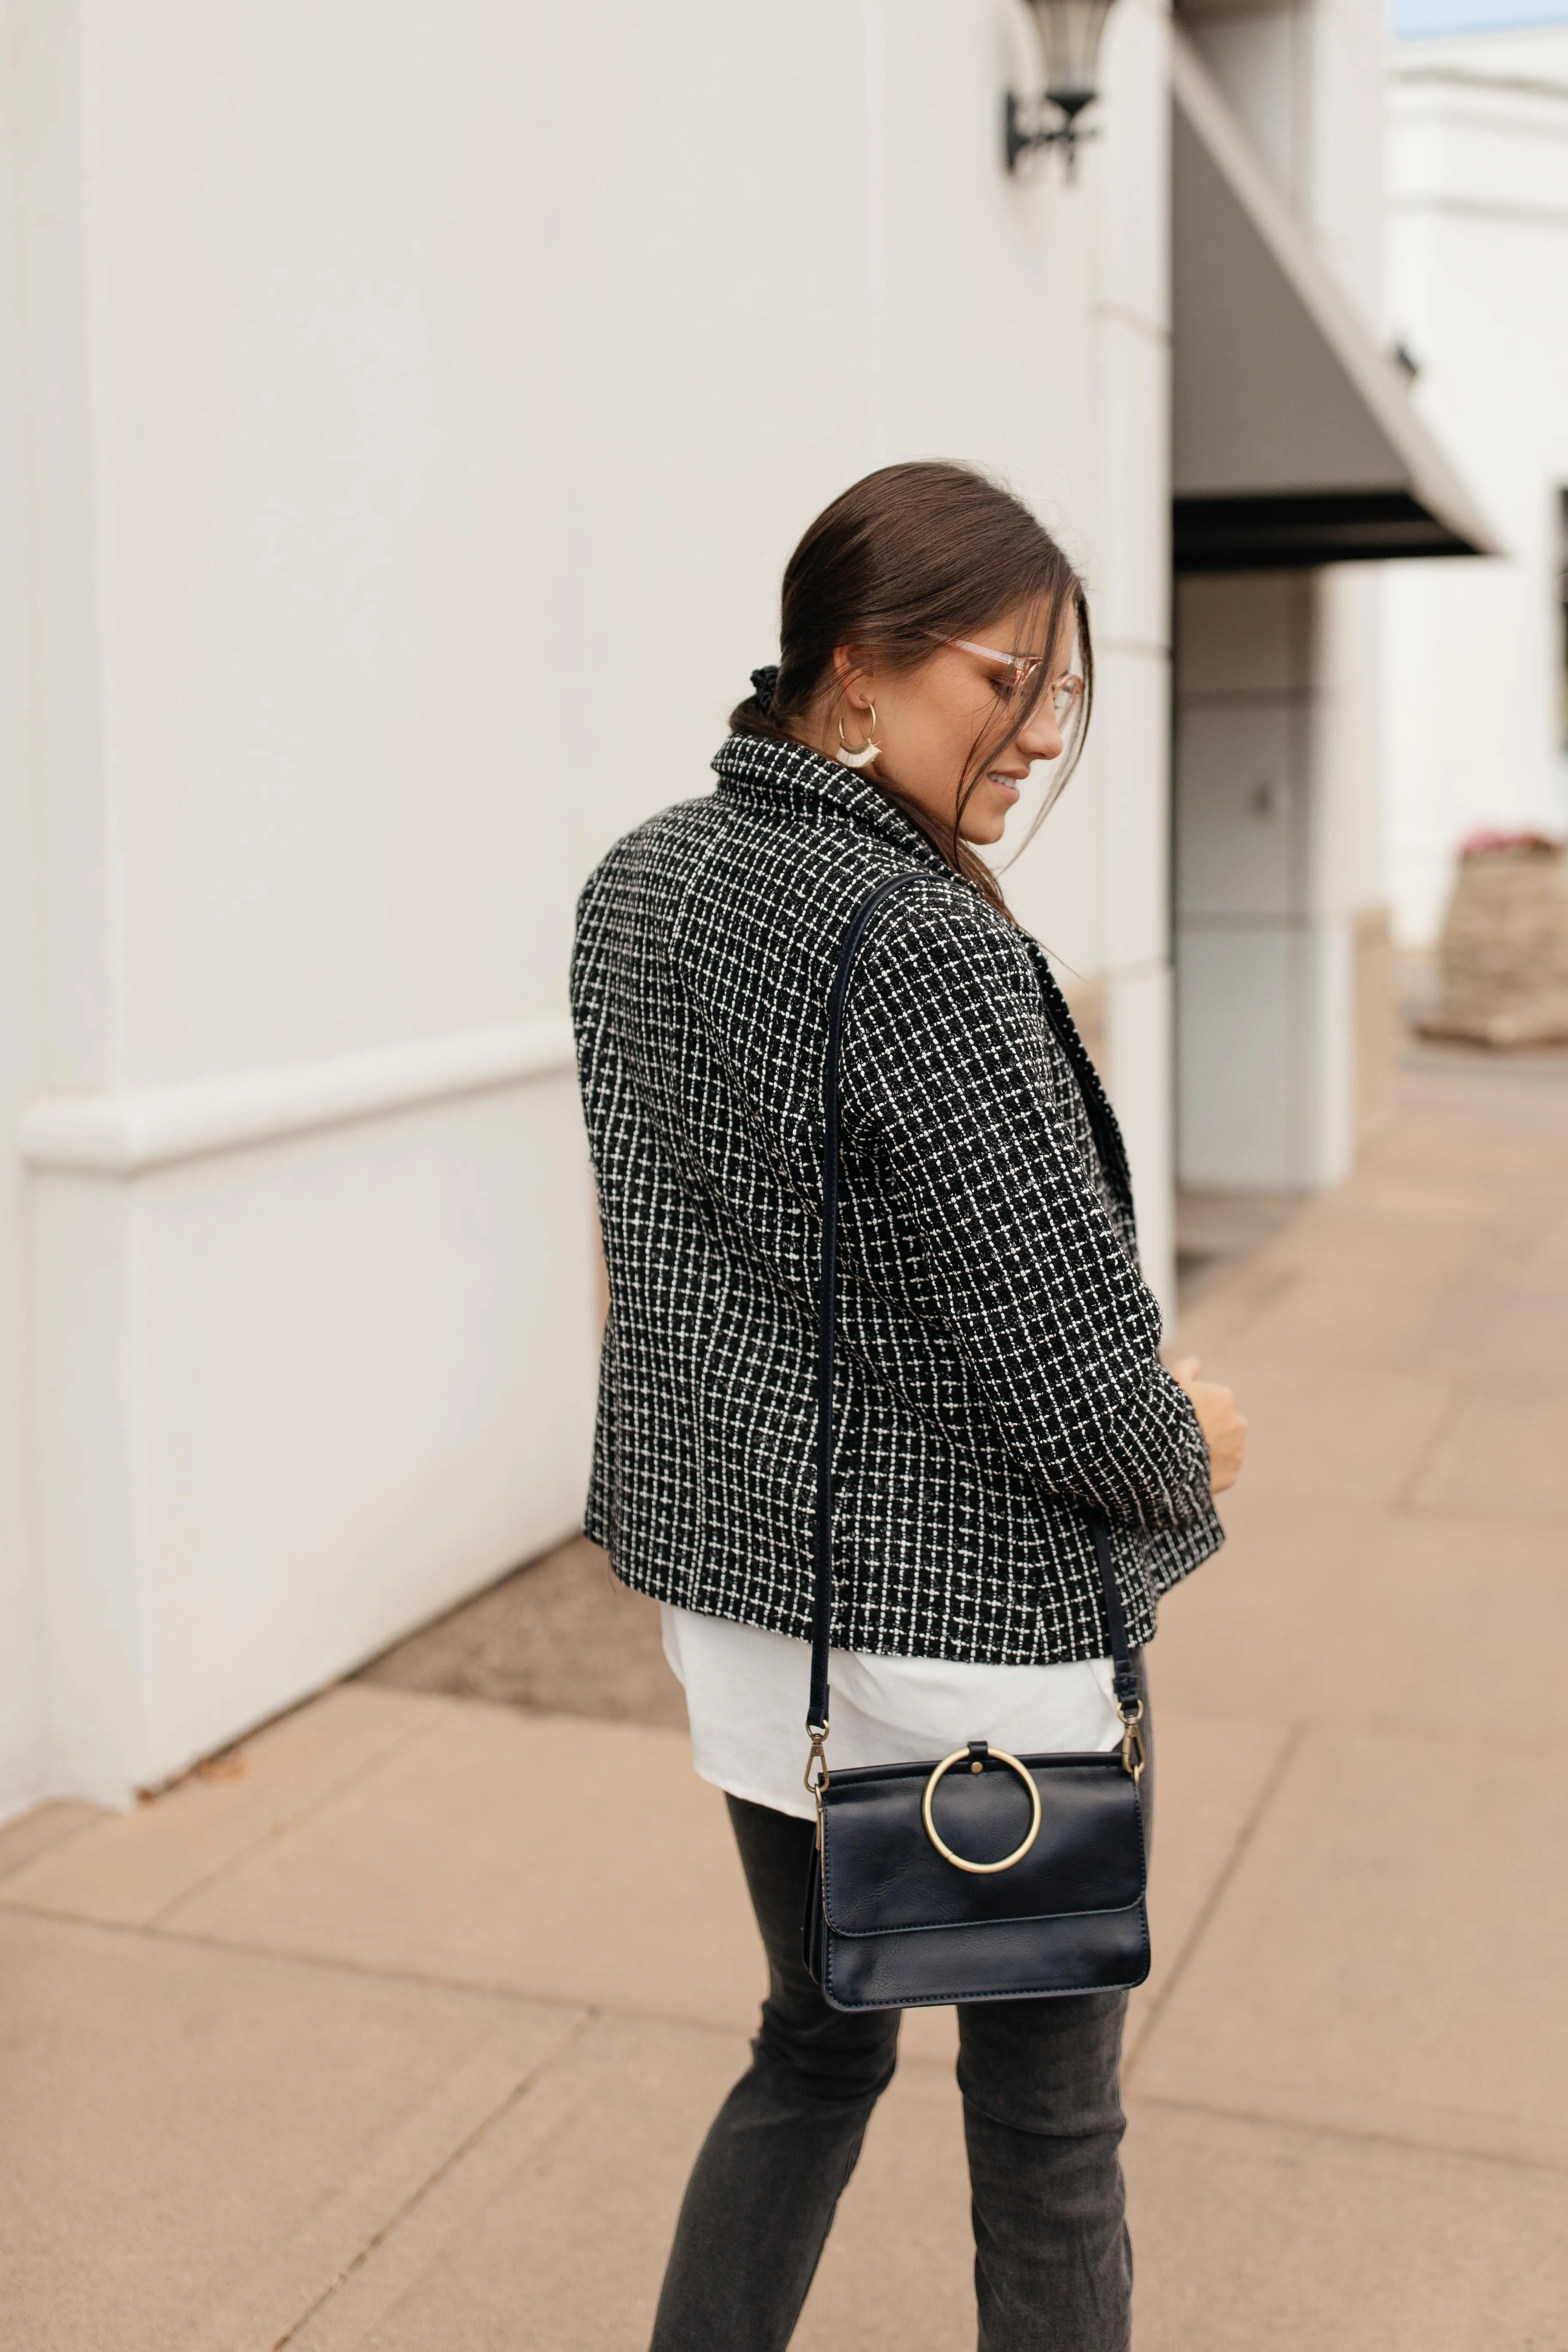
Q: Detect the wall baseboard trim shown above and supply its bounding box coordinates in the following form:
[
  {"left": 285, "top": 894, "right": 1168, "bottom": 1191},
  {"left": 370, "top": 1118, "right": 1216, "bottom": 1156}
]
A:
[{"left": 20, "top": 1016, "right": 576, "bottom": 1176}]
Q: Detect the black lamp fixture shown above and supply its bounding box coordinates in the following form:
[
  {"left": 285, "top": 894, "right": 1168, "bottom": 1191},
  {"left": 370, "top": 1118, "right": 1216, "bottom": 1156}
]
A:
[{"left": 1006, "top": 0, "right": 1119, "bottom": 177}]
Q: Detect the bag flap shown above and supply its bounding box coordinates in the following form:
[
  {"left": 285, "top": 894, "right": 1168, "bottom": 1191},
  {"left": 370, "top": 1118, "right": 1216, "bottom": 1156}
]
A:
[{"left": 818, "top": 1752, "right": 1146, "bottom": 1937}]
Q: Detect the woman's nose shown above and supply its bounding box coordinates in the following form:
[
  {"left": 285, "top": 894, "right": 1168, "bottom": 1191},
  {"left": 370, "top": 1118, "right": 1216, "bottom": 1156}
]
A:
[{"left": 1015, "top": 711, "right": 1063, "bottom": 763}]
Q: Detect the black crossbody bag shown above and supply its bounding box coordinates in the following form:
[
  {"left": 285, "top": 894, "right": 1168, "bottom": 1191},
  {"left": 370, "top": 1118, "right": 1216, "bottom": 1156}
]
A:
[{"left": 802, "top": 873, "right": 1151, "bottom": 2011}]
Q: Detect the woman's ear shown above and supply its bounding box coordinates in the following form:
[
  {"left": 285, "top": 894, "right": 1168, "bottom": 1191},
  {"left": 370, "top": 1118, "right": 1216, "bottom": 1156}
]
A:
[{"left": 831, "top": 643, "right": 874, "bottom": 713}]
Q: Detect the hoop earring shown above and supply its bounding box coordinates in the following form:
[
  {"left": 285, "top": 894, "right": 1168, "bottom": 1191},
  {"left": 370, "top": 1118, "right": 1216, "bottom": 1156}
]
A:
[{"left": 834, "top": 703, "right": 880, "bottom": 771}]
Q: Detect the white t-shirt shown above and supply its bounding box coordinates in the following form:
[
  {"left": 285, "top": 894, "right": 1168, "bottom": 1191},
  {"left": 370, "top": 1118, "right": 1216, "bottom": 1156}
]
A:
[{"left": 660, "top": 1603, "right": 1122, "bottom": 1824}]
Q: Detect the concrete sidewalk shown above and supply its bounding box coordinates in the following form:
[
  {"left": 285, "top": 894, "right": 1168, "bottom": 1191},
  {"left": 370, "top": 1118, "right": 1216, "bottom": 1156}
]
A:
[{"left": 4, "top": 1043, "right": 1567, "bottom": 2351}]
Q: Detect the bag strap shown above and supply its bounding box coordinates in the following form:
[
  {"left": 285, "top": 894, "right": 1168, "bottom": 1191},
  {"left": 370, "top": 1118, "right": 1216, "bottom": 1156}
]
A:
[{"left": 805, "top": 873, "right": 1145, "bottom": 1790}]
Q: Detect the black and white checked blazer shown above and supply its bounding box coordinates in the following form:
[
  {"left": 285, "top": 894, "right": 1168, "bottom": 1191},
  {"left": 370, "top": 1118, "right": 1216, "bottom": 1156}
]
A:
[{"left": 570, "top": 729, "right": 1222, "bottom": 1666}]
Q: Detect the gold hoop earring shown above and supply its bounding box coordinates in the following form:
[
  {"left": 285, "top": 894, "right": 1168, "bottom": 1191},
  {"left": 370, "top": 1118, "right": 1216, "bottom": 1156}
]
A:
[{"left": 834, "top": 702, "right": 880, "bottom": 771}]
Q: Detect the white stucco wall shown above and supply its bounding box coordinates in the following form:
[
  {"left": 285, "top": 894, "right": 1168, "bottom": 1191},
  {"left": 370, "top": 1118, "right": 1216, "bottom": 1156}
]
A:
[
  {"left": 0, "top": 12, "right": 45, "bottom": 1816},
  {"left": 1175, "top": 564, "right": 1380, "bottom": 1188},
  {"left": 1382, "top": 23, "right": 1568, "bottom": 944},
  {"left": 1172, "top": 0, "right": 1390, "bottom": 1192},
  {"left": 3, "top": 0, "right": 1179, "bottom": 1809}
]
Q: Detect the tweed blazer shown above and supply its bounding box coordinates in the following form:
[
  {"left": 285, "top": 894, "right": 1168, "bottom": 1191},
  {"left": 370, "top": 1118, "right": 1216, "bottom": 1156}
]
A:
[{"left": 570, "top": 729, "right": 1223, "bottom": 1667}]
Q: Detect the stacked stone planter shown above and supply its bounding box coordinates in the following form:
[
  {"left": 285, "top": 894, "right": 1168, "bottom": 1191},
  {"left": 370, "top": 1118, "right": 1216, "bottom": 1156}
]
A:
[{"left": 1424, "top": 834, "right": 1568, "bottom": 1047}]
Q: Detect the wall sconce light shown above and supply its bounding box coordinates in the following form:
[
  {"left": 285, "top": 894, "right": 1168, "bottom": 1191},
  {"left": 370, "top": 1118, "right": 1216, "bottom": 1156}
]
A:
[{"left": 1006, "top": 0, "right": 1119, "bottom": 178}]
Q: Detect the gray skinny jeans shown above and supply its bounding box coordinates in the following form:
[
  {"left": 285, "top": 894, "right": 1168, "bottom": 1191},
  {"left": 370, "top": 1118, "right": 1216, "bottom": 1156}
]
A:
[{"left": 649, "top": 1696, "right": 1151, "bottom": 2352}]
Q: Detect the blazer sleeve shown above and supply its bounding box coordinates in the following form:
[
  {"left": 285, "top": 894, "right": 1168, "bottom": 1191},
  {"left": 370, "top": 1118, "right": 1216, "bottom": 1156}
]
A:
[{"left": 841, "top": 899, "right": 1216, "bottom": 1536}]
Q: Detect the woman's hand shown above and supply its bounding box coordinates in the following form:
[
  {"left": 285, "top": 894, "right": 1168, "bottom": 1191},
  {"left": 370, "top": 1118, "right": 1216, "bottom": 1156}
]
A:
[{"left": 1169, "top": 1356, "right": 1248, "bottom": 1494}]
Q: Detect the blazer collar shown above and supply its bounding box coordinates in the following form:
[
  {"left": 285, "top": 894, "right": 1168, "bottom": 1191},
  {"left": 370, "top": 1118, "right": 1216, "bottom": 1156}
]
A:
[
  {"left": 711, "top": 730, "right": 953, "bottom": 877},
  {"left": 712, "top": 732, "right": 1134, "bottom": 1218}
]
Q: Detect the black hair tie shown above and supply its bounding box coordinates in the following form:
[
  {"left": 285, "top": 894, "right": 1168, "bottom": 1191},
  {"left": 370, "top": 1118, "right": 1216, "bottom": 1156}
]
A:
[{"left": 750, "top": 664, "right": 780, "bottom": 715}]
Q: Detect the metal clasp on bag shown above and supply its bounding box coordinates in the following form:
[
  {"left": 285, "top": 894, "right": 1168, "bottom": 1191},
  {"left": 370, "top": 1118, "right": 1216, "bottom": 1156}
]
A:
[
  {"left": 804, "top": 1721, "right": 831, "bottom": 1794},
  {"left": 1119, "top": 1699, "right": 1146, "bottom": 1782}
]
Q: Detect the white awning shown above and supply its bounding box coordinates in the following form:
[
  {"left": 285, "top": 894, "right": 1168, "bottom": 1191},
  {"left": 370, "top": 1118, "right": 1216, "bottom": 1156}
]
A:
[{"left": 1171, "top": 29, "right": 1498, "bottom": 570}]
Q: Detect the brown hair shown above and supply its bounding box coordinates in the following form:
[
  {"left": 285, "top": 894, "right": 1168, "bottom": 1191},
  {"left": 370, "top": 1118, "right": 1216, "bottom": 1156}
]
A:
[{"left": 730, "top": 461, "right": 1093, "bottom": 909}]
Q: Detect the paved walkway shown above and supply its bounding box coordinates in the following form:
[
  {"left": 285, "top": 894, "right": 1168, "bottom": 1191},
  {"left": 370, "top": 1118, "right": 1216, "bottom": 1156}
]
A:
[{"left": 4, "top": 1044, "right": 1567, "bottom": 2351}]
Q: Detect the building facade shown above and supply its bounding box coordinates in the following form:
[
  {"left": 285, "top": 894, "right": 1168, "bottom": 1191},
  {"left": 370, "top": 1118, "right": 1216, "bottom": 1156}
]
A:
[
  {"left": 1382, "top": 18, "right": 1568, "bottom": 945},
  {"left": 0, "top": 0, "right": 1484, "bottom": 1813}
]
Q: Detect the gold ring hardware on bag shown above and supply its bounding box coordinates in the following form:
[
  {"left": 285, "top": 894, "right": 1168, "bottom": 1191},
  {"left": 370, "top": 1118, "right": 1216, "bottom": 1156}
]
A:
[
  {"left": 1119, "top": 1700, "right": 1146, "bottom": 1782},
  {"left": 921, "top": 1746, "right": 1042, "bottom": 1874},
  {"left": 804, "top": 1724, "right": 831, "bottom": 1794}
]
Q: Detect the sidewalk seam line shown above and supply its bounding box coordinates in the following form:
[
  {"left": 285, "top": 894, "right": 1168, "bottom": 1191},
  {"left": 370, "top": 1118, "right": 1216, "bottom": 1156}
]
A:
[
  {"left": 1124, "top": 1717, "right": 1306, "bottom": 2081},
  {"left": 22, "top": 1908, "right": 758, "bottom": 2036},
  {"left": 0, "top": 1806, "right": 107, "bottom": 1886},
  {"left": 265, "top": 2011, "right": 599, "bottom": 2352},
  {"left": 0, "top": 1907, "right": 595, "bottom": 2021},
  {"left": 1130, "top": 2087, "right": 1568, "bottom": 2180},
  {"left": 1389, "top": 1379, "right": 1470, "bottom": 1511},
  {"left": 144, "top": 1709, "right": 456, "bottom": 1931}
]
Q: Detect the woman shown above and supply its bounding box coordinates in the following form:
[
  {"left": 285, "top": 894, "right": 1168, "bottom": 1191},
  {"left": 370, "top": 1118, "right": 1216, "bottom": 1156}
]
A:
[{"left": 570, "top": 462, "right": 1246, "bottom": 2352}]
